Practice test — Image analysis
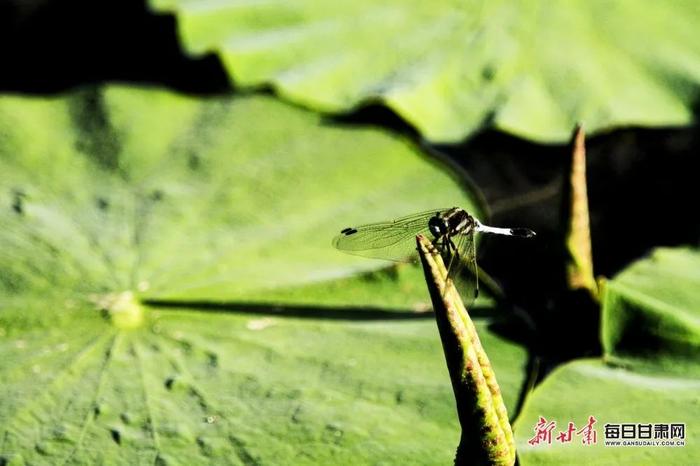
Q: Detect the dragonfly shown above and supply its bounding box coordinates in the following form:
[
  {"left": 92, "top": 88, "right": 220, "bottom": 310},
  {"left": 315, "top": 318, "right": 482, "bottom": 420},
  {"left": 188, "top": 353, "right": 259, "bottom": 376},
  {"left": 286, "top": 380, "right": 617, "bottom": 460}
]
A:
[{"left": 333, "top": 207, "right": 535, "bottom": 306}]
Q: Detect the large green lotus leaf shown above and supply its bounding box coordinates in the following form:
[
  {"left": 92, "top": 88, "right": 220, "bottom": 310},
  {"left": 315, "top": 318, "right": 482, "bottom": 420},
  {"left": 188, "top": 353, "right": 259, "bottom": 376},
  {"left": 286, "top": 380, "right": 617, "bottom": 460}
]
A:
[
  {"left": 602, "top": 247, "right": 700, "bottom": 374},
  {"left": 0, "top": 85, "right": 480, "bottom": 304},
  {"left": 149, "top": 0, "right": 700, "bottom": 143},
  {"left": 0, "top": 86, "right": 527, "bottom": 463},
  {"left": 514, "top": 248, "right": 700, "bottom": 465}
]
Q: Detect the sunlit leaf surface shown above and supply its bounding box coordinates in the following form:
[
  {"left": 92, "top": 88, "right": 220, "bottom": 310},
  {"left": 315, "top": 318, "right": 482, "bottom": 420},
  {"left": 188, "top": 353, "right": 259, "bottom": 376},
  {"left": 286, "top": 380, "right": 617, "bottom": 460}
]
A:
[{"left": 150, "top": 0, "right": 700, "bottom": 143}]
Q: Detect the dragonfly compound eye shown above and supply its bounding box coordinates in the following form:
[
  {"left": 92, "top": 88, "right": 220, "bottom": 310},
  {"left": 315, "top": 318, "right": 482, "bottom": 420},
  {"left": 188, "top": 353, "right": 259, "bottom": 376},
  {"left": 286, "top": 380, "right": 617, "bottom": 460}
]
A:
[{"left": 428, "top": 216, "right": 447, "bottom": 238}]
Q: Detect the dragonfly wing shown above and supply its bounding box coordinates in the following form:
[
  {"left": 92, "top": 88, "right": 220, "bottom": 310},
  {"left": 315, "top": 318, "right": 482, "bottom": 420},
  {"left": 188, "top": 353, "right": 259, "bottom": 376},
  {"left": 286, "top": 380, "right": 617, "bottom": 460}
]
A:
[
  {"left": 333, "top": 209, "right": 446, "bottom": 262},
  {"left": 444, "top": 231, "right": 479, "bottom": 308}
]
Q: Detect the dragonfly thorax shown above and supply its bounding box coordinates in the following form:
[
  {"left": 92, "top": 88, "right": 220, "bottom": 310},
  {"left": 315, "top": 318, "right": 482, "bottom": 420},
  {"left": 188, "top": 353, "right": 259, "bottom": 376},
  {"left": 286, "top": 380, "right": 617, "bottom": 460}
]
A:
[{"left": 429, "top": 208, "right": 474, "bottom": 240}]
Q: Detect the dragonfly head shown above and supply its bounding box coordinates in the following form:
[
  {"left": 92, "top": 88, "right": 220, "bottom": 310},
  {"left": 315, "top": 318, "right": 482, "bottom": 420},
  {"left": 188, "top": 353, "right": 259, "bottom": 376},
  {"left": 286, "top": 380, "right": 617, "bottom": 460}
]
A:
[{"left": 428, "top": 214, "right": 449, "bottom": 239}]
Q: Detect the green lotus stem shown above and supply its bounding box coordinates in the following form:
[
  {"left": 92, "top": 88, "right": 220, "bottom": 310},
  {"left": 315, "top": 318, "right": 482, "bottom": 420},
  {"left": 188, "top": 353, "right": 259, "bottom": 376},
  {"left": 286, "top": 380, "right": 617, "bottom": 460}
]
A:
[{"left": 416, "top": 235, "right": 515, "bottom": 466}]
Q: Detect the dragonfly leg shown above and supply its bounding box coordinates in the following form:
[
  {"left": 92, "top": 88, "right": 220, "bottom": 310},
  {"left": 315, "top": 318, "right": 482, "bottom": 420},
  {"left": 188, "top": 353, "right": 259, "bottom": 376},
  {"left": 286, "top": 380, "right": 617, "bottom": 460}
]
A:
[
  {"left": 448, "top": 237, "right": 459, "bottom": 259},
  {"left": 432, "top": 235, "right": 446, "bottom": 252},
  {"left": 445, "top": 237, "right": 460, "bottom": 284}
]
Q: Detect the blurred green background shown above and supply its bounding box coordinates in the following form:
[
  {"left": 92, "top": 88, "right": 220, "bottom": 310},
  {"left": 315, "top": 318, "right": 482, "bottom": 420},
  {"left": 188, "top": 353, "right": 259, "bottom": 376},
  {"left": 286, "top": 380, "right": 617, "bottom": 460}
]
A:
[{"left": 0, "top": 1, "right": 699, "bottom": 464}]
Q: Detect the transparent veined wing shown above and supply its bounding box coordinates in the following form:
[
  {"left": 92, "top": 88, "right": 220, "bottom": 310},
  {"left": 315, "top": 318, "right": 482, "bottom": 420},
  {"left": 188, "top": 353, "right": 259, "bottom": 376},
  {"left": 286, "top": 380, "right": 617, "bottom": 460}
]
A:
[
  {"left": 332, "top": 208, "right": 448, "bottom": 262},
  {"left": 444, "top": 230, "right": 479, "bottom": 308}
]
